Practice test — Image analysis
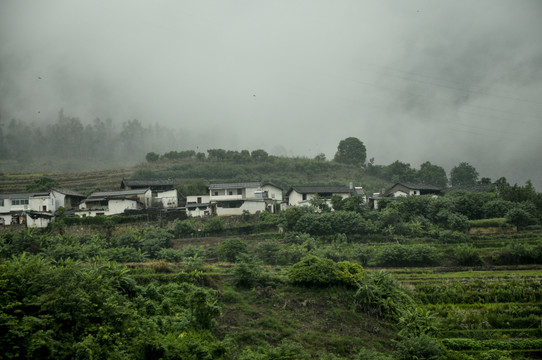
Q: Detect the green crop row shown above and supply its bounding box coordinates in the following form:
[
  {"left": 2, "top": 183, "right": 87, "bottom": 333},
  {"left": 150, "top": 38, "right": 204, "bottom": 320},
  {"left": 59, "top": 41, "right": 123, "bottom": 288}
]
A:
[
  {"left": 438, "top": 328, "right": 541, "bottom": 340},
  {"left": 442, "top": 338, "right": 542, "bottom": 351},
  {"left": 414, "top": 278, "right": 542, "bottom": 304}
]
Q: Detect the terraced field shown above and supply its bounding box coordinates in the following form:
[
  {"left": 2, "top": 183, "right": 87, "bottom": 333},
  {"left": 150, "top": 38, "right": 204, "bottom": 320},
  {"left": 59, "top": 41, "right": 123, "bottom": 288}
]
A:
[
  {"left": 389, "top": 267, "right": 542, "bottom": 358},
  {"left": 0, "top": 168, "right": 131, "bottom": 194}
]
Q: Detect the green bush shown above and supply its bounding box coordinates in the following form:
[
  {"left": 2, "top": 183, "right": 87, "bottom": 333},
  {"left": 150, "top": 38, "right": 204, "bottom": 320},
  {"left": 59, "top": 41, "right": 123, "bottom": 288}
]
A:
[
  {"left": 394, "top": 334, "right": 443, "bottom": 360},
  {"left": 230, "top": 254, "right": 279, "bottom": 289},
  {"left": 156, "top": 248, "right": 184, "bottom": 262},
  {"left": 173, "top": 219, "right": 198, "bottom": 237},
  {"left": 374, "top": 244, "right": 441, "bottom": 267},
  {"left": 505, "top": 207, "right": 534, "bottom": 228},
  {"left": 295, "top": 211, "right": 368, "bottom": 235},
  {"left": 454, "top": 244, "right": 483, "bottom": 266},
  {"left": 353, "top": 271, "right": 414, "bottom": 319},
  {"left": 204, "top": 216, "right": 224, "bottom": 234},
  {"left": 336, "top": 261, "right": 364, "bottom": 287},
  {"left": 468, "top": 218, "right": 509, "bottom": 228},
  {"left": 217, "top": 238, "right": 247, "bottom": 262},
  {"left": 288, "top": 255, "right": 339, "bottom": 286},
  {"left": 493, "top": 241, "right": 542, "bottom": 265}
]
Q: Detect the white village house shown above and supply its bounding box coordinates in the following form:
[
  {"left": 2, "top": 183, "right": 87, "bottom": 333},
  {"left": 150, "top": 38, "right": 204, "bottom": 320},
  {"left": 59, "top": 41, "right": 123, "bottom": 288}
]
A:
[
  {"left": 76, "top": 189, "right": 152, "bottom": 217},
  {"left": 121, "top": 179, "right": 178, "bottom": 208},
  {"left": 0, "top": 189, "right": 85, "bottom": 228},
  {"left": 207, "top": 182, "right": 283, "bottom": 216},
  {"left": 286, "top": 184, "right": 365, "bottom": 209},
  {"left": 185, "top": 194, "right": 211, "bottom": 217},
  {"left": 384, "top": 183, "right": 442, "bottom": 197}
]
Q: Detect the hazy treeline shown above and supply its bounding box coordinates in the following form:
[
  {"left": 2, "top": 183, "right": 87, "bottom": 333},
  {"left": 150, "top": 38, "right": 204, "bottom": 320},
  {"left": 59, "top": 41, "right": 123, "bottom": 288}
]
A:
[{"left": 0, "top": 110, "right": 181, "bottom": 167}]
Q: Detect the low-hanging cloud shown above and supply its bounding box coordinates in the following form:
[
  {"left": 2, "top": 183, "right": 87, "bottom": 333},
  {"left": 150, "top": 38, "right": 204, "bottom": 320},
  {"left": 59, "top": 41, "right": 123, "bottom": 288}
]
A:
[{"left": 1, "top": 0, "right": 541, "bottom": 188}]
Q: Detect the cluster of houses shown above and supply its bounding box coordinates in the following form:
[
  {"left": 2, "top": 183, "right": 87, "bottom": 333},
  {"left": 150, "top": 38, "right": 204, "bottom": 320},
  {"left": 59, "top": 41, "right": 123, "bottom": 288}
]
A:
[{"left": 0, "top": 179, "right": 455, "bottom": 228}]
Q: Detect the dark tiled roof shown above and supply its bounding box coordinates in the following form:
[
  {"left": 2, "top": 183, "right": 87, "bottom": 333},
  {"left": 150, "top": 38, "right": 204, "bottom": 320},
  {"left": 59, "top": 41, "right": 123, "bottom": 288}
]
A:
[
  {"left": 209, "top": 182, "right": 261, "bottom": 190},
  {"left": 52, "top": 188, "right": 85, "bottom": 197},
  {"left": 186, "top": 203, "right": 210, "bottom": 209},
  {"left": 288, "top": 185, "right": 352, "bottom": 195},
  {"left": 121, "top": 179, "right": 174, "bottom": 187},
  {"left": 392, "top": 183, "right": 442, "bottom": 191},
  {"left": 89, "top": 189, "right": 150, "bottom": 198},
  {"left": 0, "top": 192, "right": 46, "bottom": 199},
  {"left": 442, "top": 183, "right": 496, "bottom": 194}
]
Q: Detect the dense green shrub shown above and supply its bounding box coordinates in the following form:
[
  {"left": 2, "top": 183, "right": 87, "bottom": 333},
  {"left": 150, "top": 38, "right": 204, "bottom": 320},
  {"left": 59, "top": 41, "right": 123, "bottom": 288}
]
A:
[
  {"left": 105, "top": 246, "right": 148, "bottom": 262},
  {"left": 336, "top": 261, "right": 364, "bottom": 287},
  {"left": 374, "top": 244, "right": 441, "bottom": 267},
  {"left": 295, "top": 211, "right": 368, "bottom": 235},
  {"left": 230, "top": 254, "right": 280, "bottom": 289},
  {"left": 468, "top": 218, "right": 509, "bottom": 228},
  {"left": 0, "top": 254, "right": 224, "bottom": 359},
  {"left": 505, "top": 207, "right": 534, "bottom": 228},
  {"left": 482, "top": 200, "right": 514, "bottom": 218},
  {"left": 454, "top": 244, "right": 483, "bottom": 266},
  {"left": 156, "top": 248, "right": 184, "bottom": 262},
  {"left": 394, "top": 334, "right": 443, "bottom": 360},
  {"left": 217, "top": 238, "right": 248, "bottom": 262},
  {"left": 353, "top": 271, "right": 415, "bottom": 319},
  {"left": 173, "top": 219, "right": 198, "bottom": 237},
  {"left": 493, "top": 241, "right": 542, "bottom": 265},
  {"left": 288, "top": 255, "right": 340, "bottom": 286},
  {"left": 276, "top": 243, "right": 311, "bottom": 265},
  {"left": 204, "top": 216, "right": 224, "bottom": 234}
]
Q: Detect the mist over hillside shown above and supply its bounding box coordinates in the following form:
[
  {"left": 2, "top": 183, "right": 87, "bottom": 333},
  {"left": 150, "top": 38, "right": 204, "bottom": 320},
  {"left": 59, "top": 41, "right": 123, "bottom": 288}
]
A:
[{"left": 1, "top": 1, "right": 541, "bottom": 188}]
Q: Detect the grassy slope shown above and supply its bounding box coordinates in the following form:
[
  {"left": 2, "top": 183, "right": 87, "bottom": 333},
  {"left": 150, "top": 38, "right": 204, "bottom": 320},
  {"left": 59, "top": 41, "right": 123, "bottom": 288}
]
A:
[
  {"left": 0, "top": 157, "right": 390, "bottom": 195},
  {"left": 165, "top": 230, "right": 542, "bottom": 358}
]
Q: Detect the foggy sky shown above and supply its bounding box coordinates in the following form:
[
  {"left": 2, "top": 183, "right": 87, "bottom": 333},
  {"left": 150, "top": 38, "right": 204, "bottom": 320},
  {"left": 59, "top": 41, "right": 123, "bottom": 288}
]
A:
[{"left": 1, "top": 1, "right": 541, "bottom": 188}]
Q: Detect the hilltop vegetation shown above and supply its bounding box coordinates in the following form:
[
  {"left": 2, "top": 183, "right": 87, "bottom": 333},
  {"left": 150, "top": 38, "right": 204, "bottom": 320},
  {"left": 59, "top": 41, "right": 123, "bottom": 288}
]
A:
[{"left": 2, "top": 178, "right": 542, "bottom": 359}]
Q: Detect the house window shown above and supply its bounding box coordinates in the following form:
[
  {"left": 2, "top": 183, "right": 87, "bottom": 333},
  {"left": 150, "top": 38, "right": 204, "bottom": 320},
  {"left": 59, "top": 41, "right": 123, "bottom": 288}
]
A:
[
  {"left": 229, "top": 191, "right": 233, "bottom": 195},
  {"left": 42, "top": 206, "right": 47, "bottom": 211},
  {"left": 197, "top": 197, "right": 202, "bottom": 204},
  {"left": 302, "top": 194, "right": 307, "bottom": 201},
  {"left": 214, "top": 191, "right": 218, "bottom": 196},
  {"left": 237, "top": 189, "right": 242, "bottom": 195},
  {"left": 0, "top": 200, "right": 3, "bottom": 206},
  {"left": 11, "top": 199, "right": 28, "bottom": 206}
]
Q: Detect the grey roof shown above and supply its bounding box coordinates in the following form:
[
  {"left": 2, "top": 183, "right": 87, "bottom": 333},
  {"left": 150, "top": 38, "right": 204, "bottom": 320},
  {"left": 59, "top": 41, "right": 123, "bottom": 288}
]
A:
[
  {"left": 121, "top": 179, "right": 174, "bottom": 187},
  {"left": 52, "top": 188, "right": 86, "bottom": 197},
  {"left": 442, "top": 183, "right": 496, "bottom": 194},
  {"left": 209, "top": 182, "right": 261, "bottom": 190},
  {"left": 390, "top": 183, "right": 442, "bottom": 191},
  {"left": 186, "top": 203, "right": 210, "bottom": 209},
  {"left": 0, "top": 192, "right": 47, "bottom": 199},
  {"left": 288, "top": 185, "right": 353, "bottom": 195},
  {"left": 89, "top": 189, "right": 150, "bottom": 198}
]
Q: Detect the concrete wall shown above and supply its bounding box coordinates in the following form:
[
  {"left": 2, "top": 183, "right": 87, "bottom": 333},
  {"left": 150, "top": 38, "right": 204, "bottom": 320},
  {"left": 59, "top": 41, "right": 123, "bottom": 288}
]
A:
[
  {"left": 186, "top": 195, "right": 210, "bottom": 204},
  {"left": 29, "top": 195, "right": 53, "bottom": 212},
  {"left": 262, "top": 185, "right": 283, "bottom": 201},
  {"left": 215, "top": 200, "right": 267, "bottom": 216},
  {"left": 108, "top": 199, "right": 140, "bottom": 215},
  {"left": 26, "top": 214, "right": 52, "bottom": 228},
  {"left": 155, "top": 189, "right": 178, "bottom": 208},
  {"left": 0, "top": 199, "right": 29, "bottom": 212},
  {"left": 186, "top": 206, "right": 210, "bottom": 217},
  {"left": 0, "top": 214, "right": 12, "bottom": 225},
  {"left": 288, "top": 190, "right": 304, "bottom": 206}
]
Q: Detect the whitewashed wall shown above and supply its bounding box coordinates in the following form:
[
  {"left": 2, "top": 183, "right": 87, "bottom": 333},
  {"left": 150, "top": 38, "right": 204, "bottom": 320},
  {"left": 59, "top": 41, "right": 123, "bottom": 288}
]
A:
[
  {"left": 215, "top": 200, "right": 267, "bottom": 216},
  {"left": 156, "top": 189, "right": 178, "bottom": 208},
  {"left": 262, "top": 185, "right": 283, "bottom": 201}
]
